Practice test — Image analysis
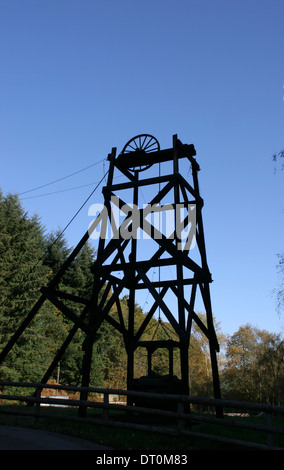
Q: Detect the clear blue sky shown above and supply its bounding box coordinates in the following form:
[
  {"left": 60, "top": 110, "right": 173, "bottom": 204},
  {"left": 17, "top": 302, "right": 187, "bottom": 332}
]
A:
[{"left": 1, "top": 0, "right": 283, "bottom": 336}]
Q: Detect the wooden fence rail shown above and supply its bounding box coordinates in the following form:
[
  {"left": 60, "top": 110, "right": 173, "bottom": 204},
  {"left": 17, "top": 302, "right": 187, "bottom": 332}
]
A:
[{"left": 0, "top": 381, "right": 283, "bottom": 450}]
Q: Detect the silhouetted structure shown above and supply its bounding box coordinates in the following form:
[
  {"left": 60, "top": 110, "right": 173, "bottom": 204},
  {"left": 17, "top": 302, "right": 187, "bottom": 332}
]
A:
[{"left": 0, "top": 134, "right": 222, "bottom": 417}]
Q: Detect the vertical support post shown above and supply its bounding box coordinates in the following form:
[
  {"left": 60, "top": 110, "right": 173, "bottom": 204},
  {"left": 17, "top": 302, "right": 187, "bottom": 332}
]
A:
[
  {"left": 147, "top": 347, "right": 152, "bottom": 376},
  {"left": 78, "top": 337, "right": 93, "bottom": 417},
  {"left": 177, "top": 400, "right": 185, "bottom": 432},
  {"left": 34, "top": 386, "right": 41, "bottom": 424},
  {"left": 103, "top": 392, "right": 109, "bottom": 422},
  {"left": 79, "top": 148, "right": 117, "bottom": 418},
  {"left": 191, "top": 149, "right": 223, "bottom": 416},
  {"left": 209, "top": 343, "right": 223, "bottom": 418},
  {"left": 96, "top": 147, "right": 116, "bottom": 263},
  {"left": 191, "top": 156, "right": 209, "bottom": 272},
  {"left": 201, "top": 283, "right": 223, "bottom": 418},
  {"left": 180, "top": 341, "right": 189, "bottom": 396},
  {"left": 127, "top": 171, "right": 139, "bottom": 406},
  {"left": 169, "top": 346, "right": 173, "bottom": 377},
  {"left": 173, "top": 134, "right": 189, "bottom": 396}
]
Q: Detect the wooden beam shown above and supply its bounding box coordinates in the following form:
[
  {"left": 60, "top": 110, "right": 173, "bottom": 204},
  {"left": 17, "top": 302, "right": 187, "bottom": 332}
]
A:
[
  {"left": 136, "top": 266, "right": 187, "bottom": 342},
  {"left": 40, "top": 287, "right": 88, "bottom": 333},
  {"left": 115, "top": 144, "right": 196, "bottom": 171},
  {"left": 134, "top": 286, "right": 168, "bottom": 341}
]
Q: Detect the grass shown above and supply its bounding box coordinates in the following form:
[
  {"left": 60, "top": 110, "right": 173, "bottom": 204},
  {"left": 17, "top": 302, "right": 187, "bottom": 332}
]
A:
[{"left": 0, "top": 405, "right": 283, "bottom": 451}]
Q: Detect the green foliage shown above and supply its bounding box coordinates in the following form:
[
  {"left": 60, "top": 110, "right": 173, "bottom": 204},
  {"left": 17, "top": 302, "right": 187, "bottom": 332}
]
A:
[
  {"left": 0, "top": 193, "right": 51, "bottom": 382},
  {"left": 223, "top": 324, "right": 284, "bottom": 405}
]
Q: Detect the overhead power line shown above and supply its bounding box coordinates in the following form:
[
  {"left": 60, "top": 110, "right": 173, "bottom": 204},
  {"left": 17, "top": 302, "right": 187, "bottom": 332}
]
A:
[
  {"left": 20, "top": 181, "right": 100, "bottom": 200},
  {"left": 52, "top": 170, "right": 108, "bottom": 243},
  {"left": 18, "top": 158, "right": 106, "bottom": 196}
]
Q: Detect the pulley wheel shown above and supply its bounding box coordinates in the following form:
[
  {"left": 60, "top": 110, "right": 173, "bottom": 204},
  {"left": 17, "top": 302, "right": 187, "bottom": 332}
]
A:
[{"left": 120, "top": 134, "right": 160, "bottom": 172}]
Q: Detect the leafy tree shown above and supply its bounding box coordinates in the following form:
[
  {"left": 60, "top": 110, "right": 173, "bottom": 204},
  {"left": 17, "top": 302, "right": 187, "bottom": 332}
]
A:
[
  {"left": 188, "top": 313, "right": 227, "bottom": 397},
  {"left": 253, "top": 332, "right": 284, "bottom": 405},
  {"left": 224, "top": 324, "right": 284, "bottom": 404},
  {"left": 224, "top": 324, "right": 259, "bottom": 401}
]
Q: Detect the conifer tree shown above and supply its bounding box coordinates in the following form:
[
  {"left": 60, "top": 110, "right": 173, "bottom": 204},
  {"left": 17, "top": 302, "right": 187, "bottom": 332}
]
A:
[{"left": 0, "top": 192, "right": 57, "bottom": 381}]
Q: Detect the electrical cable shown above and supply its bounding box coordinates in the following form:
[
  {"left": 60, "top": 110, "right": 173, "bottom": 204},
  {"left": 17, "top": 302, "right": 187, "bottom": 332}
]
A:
[
  {"left": 18, "top": 158, "right": 106, "bottom": 196},
  {"left": 20, "top": 181, "right": 101, "bottom": 200},
  {"left": 20, "top": 174, "right": 123, "bottom": 200},
  {"left": 46, "top": 169, "right": 108, "bottom": 250}
]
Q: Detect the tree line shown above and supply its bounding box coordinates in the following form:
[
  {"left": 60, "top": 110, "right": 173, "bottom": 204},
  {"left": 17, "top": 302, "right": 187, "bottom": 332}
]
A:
[{"left": 0, "top": 191, "right": 283, "bottom": 405}]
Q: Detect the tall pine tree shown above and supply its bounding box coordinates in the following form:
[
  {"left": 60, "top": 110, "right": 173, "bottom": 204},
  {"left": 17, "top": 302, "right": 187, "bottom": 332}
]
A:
[{"left": 0, "top": 192, "right": 60, "bottom": 381}]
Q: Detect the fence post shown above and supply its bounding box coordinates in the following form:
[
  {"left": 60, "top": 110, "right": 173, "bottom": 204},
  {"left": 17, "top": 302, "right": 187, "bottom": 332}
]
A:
[
  {"left": 34, "top": 386, "right": 41, "bottom": 424},
  {"left": 177, "top": 400, "right": 185, "bottom": 432},
  {"left": 103, "top": 392, "right": 109, "bottom": 422}
]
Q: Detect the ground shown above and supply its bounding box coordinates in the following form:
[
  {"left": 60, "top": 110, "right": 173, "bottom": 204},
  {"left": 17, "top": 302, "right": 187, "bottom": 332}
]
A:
[{"left": 0, "top": 425, "right": 113, "bottom": 450}]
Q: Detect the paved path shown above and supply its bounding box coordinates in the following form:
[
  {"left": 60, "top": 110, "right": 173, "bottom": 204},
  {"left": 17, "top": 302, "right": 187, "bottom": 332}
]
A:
[{"left": 0, "top": 425, "right": 113, "bottom": 450}]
